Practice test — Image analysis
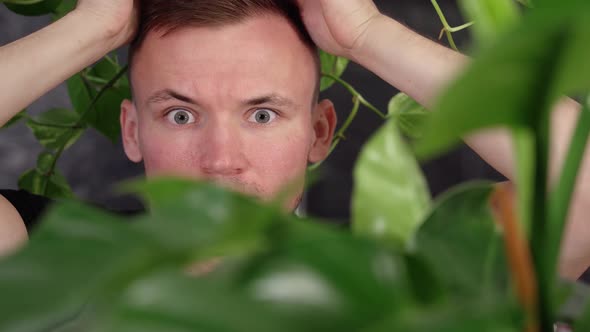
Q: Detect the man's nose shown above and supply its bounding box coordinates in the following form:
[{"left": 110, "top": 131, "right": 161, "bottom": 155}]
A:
[{"left": 199, "top": 123, "right": 248, "bottom": 176}]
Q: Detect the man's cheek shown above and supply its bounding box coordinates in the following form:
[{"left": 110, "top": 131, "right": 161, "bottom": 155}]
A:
[
  {"left": 249, "top": 137, "right": 309, "bottom": 190},
  {"left": 141, "top": 139, "right": 198, "bottom": 176}
]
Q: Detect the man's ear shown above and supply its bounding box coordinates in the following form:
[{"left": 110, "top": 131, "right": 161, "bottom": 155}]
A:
[
  {"left": 308, "top": 99, "right": 337, "bottom": 163},
  {"left": 120, "top": 99, "right": 143, "bottom": 163}
]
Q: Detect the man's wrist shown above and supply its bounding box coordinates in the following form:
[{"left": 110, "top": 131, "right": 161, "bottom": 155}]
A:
[
  {"left": 349, "top": 14, "right": 404, "bottom": 65},
  {"left": 66, "top": 9, "right": 125, "bottom": 52}
]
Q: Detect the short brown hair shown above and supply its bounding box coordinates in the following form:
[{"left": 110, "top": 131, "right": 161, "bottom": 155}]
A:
[{"left": 128, "top": 0, "right": 320, "bottom": 101}]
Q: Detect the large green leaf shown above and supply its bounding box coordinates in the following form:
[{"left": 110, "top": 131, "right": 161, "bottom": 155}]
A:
[
  {"left": 415, "top": 6, "right": 590, "bottom": 159},
  {"left": 352, "top": 118, "right": 431, "bottom": 246},
  {"left": 0, "top": 202, "right": 147, "bottom": 332},
  {"left": 366, "top": 299, "right": 520, "bottom": 332},
  {"left": 95, "top": 270, "right": 306, "bottom": 332},
  {"left": 319, "top": 51, "right": 349, "bottom": 92},
  {"left": 3, "top": 0, "right": 62, "bottom": 16},
  {"left": 124, "top": 178, "right": 282, "bottom": 256},
  {"left": 235, "top": 219, "right": 414, "bottom": 332},
  {"left": 413, "top": 182, "right": 510, "bottom": 298},
  {"left": 0, "top": 179, "right": 285, "bottom": 331}
]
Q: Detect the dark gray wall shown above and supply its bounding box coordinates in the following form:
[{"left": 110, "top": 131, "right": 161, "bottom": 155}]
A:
[{"left": 0, "top": 0, "right": 504, "bottom": 220}]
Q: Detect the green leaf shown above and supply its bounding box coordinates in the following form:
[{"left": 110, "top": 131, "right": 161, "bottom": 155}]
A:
[
  {"left": 26, "top": 108, "right": 83, "bottom": 150},
  {"left": 458, "top": 0, "right": 520, "bottom": 46},
  {"left": 319, "top": 51, "right": 349, "bottom": 92},
  {"left": 3, "top": 0, "right": 62, "bottom": 16},
  {"left": 413, "top": 182, "right": 510, "bottom": 298},
  {"left": 88, "top": 56, "right": 120, "bottom": 82},
  {"left": 88, "top": 87, "right": 129, "bottom": 142},
  {"left": 0, "top": 179, "right": 308, "bottom": 331},
  {"left": 17, "top": 167, "right": 73, "bottom": 199},
  {"left": 67, "top": 71, "right": 130, "bottom": 142},
  {"left": 0, "top": 202, "right": 154, "bottom": 332},
  {"left": 67, "top": 74, "right": 93, "bottom": 115},
  {"left": 1, "top": 110, "right": 27, "bottom": 129},
  {"left": 415, "top": 7, "right": 590, "bottom": 159},
  {"left": 366, "top": 299, "right": 520, "bottom": 332},
  {"left": 96, "top": 270, "right": 305, "bottom": 332},
  {"left": 122, "top": 178, "right": 281, "bottom": 256},
  {"left": 352, "top": 118, "right": 431, "bottom": 246},
  {"left": 388, "top": 93, "right": 429, "bottom": 139},
  {"left": 237, "top": 219, "right": 414, "bottom": 332}
]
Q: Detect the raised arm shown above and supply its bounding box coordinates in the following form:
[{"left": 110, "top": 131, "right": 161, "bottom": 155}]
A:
[
  {"left": 0, "top": 0, "right": 138, "bottom": 127},
  {"left": 298, "top": 0, "right": 589, "bottom": 280},
  {"left": 0, "top": 0, "right": 138, "bottom": 255}
]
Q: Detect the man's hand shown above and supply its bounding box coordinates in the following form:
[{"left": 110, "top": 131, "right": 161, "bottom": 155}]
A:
[
  {"left": 74, "top": 0, "right": 139, "bottom": 48},
  {"left": 297, "top": 0, "right": 381, "bottom": 59}
]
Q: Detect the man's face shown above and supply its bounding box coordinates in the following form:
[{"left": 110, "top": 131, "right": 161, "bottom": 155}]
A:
[{"left": 121, "top": 14, "right": 337, "bottom": 210}]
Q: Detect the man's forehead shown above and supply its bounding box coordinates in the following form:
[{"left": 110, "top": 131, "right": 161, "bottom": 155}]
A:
[
  {"left": 129, "top": 15, "right": 320, "bottom": 107},
  {"left": 144, "top": 88, "right": 301, "bottom": 109}
]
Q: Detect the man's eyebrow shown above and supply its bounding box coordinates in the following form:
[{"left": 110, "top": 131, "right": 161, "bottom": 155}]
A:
[
  {"left": 146, "top": 89, "right": 198, "bottom": 106},
  {"left": 244, "top": 94, "right": 298, "bottom": 108}
]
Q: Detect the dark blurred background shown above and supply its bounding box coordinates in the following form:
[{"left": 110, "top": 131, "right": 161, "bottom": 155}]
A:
[{"left": 0, "top": 0, "right": 505, "bottom": 221}]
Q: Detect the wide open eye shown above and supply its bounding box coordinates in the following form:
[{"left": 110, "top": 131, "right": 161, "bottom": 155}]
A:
[
  {"left": 166, "top": 109, "right": 196, "bottom": 125},
  {"left": 248, "top": 109, "right": 277, "bottom": 124}
]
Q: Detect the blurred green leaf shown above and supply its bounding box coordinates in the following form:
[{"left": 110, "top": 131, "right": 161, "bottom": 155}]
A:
[
  {"left": 3, "top": 0, "right": 62, "bottom": 16},
  {"left": 0, "top": 180, "right": 260, "bottom": 331},
  {"left": 458, "top": 0, "right": 520, "bottom": 46},
  {"left": 26, "top": 108, "right": 83, "bottom": 150},
  {"left": 320, "top": 51, "right": 349, "bottom": 92},
  {"left": 413, "top": 182, "right": 510, "bottom": 298},
  {"left": 237, "top": 219, "right": 414, "bottom": 332},
  {"left": 96, "top": 270, "right": 305, "bottom": 332},
  {"left": 415, "top": 7, "right": 590, "bottom": 159},
  {"left": 352, "top": 118, "right": 431, "bottom": 246},
  {"left": 124, "top": 178, "right": 282, "bottom": 256},
  {"left": 367, "top": 299, "right": 520, "bottom": 332},
  {"left": 0, "top": 202, "right": 153, "bottom": 332},
  {"left": 388, "top": 93, "right": 429, "bottom": 139}
]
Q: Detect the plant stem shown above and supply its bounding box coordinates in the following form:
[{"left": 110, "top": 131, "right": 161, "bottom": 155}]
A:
[
  {"left": 431, "top": 0, "right": 471, "bottom": 51},
  {"left": 39, "top": 65, "right": 129, "bottom": 195},
  {"left": 531, "top": 107, "right": 552, "bottom": 332},
  {"left": 321, "top": 72, "right": 387, "bottom": 119}
]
